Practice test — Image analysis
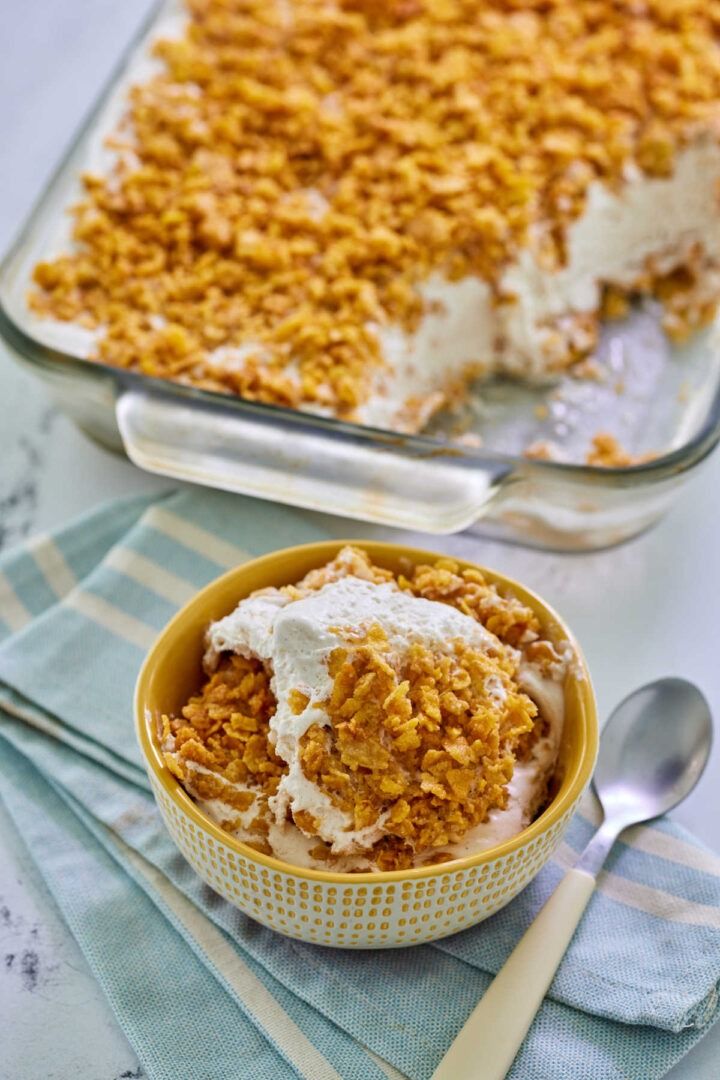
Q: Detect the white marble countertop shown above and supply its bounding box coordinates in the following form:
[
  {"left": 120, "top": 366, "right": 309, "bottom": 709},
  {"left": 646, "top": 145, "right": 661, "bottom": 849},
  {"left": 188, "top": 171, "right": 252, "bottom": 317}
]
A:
[{"left": 1, "top": 3, "right": 720, "bottom": 1077}]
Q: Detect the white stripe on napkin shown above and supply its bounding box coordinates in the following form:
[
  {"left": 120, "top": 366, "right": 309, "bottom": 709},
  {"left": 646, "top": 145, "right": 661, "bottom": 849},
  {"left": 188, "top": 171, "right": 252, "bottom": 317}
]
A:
[
  {"left": 143, "top": 506, "right": 250, "bottom": 568},
  {"left": 365, "top": 1047, "right": 409, "bottom": 1080},
  {"left": 0, "top": 571, "right": 32, "bottom": 632},
  {"left": 579, "top": 791, "right": 720, "bottom": 878},
  {"left": 621, "top": 825, "right": 720, "bottom": 878},
  {"left": 27, "top": 534, "right": 78, "bottom": 600},
  {"left": 65, "top": 591, "right": 157, "bottom": 652},
  {"left": 105, "top": 547, "right": 197, "bottom": 607},
  {"left": 112, "top": 834, "right": 342, "bottom": 1080},
  {"left": 555, "top": 843, "right": 720, "bottom": 929},
  {"left": 0, "top": 696, "right": 145, "bottom": 788}
]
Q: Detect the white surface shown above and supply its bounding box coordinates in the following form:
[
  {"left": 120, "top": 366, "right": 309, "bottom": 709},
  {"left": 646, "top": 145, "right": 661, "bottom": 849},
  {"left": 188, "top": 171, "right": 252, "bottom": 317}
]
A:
[
  {"left": 1, "top": 3, "right": 719, "bottom": 1078},
  {"left": 0, "top": 798, "right": 143, "bottom": 1080}
]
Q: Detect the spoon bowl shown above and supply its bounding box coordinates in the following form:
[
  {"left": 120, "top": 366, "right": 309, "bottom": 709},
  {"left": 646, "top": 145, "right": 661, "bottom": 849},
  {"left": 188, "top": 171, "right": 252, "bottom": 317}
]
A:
[{"left": 593, "top": 677, "right": 713, "bottom": 829}]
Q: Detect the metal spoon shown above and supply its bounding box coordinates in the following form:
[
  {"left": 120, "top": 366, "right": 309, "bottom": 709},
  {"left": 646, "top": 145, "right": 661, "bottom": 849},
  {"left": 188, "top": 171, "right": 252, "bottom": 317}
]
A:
[{"left": 432, "top": 678, "right": 713, "bottom": 1080}]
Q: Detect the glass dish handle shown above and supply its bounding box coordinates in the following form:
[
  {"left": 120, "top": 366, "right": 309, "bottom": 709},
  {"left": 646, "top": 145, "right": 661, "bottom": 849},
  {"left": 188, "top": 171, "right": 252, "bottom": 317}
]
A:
[{"left": 116, "top": 387, "right": 511, "bottom": 533}]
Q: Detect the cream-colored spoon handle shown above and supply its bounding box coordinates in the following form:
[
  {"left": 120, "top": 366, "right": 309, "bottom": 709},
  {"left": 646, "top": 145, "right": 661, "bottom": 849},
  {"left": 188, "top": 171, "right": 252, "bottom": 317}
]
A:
[{"left": 432, "top": 868, "right": 596, "bottom": 1080}]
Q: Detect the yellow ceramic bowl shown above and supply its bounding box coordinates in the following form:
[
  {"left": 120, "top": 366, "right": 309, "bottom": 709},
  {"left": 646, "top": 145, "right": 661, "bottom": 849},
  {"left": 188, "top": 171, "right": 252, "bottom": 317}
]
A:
[{"left": 136, "top": 540, "right": 597, "bottom": 949}]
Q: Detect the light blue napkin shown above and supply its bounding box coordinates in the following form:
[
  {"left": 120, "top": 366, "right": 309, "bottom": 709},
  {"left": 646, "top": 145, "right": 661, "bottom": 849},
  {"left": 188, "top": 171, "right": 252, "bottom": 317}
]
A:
[{"left": 1, "top": 488, "right": 719, "bottom": 1080}]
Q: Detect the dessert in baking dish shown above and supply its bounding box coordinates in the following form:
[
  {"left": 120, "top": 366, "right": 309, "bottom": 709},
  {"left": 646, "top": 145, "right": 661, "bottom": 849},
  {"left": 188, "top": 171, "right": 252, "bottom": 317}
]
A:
[
  {"left": 161, "top": 546, "right": 568, "bottom": 871},
  {"left": 30, "top": 0, "right": 720, "bottom": 433}
]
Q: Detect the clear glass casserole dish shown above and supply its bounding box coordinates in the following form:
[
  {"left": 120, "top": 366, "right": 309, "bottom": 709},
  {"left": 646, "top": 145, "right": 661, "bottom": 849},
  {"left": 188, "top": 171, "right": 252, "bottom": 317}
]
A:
[{"left": 2, "top": 0, "right": 720, "bottom": 550}]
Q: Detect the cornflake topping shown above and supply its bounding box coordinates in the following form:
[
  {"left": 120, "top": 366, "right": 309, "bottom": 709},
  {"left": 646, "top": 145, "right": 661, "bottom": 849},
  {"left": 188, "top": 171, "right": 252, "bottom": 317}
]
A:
[
  {"left": 300, "top": 626, "right": 536, "bottom": 871},
  {"left": 162, "top": 653, "right": 283, "bottom": 850},
  {"left": 30, "top": 0, "right": 720, "bottom": 418}
]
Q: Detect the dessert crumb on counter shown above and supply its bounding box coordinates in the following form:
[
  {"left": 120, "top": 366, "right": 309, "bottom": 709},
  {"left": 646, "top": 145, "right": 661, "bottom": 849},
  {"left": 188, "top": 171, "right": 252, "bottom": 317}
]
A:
[
  {"left": 585, "top": 432, "right": 654, "bottom": 468},
  {"left": 571, "top": 357, "right": 606, "bottom": 383},
  {"left": 524, "top": 440, "right": 563, "bottom": 463}
]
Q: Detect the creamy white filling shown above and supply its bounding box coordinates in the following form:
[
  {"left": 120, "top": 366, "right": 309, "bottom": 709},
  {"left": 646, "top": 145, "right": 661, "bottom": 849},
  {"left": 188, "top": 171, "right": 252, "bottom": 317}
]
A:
[
  {"left": 174, "top": 759, "right": 263, "bottom": 831},
  {"left": 360, "top": 275, "right": 495, "bottom": 430},
  {"left": 204, "top": 588, "right": 291, "bottom": 669},
  {"left": 499, "top": 140, "right": 720, "bottom": 374}
]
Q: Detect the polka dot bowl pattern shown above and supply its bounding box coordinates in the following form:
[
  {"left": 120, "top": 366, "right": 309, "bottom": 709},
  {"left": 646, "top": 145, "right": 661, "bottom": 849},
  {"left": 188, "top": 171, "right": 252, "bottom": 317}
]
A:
[{"left": 136, "top": 540, "right": 598, "bottom": 949}]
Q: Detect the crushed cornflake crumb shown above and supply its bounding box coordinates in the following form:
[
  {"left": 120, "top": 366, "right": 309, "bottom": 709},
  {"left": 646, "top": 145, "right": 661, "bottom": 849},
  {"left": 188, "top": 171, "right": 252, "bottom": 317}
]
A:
[
  {"left": 571, "top": 357, "right": 606, "bottom": 383},
  {"left": 586, "top": 431, "right": 655, "bottom": 467},
  {"left": 29, "top": 0, "right": 720, "bottom": 425},
  {"left": 300, "top": 628, "right": 535, "bottom": 870},
  {"left": 601, "top": 286, "right": 632, "bottom": 322},
  {"left": 524, "top": 439, "right": 563, "bottom": 462},
  {"left": 162, "top": 653, "right": 283, "bottom": 845}
]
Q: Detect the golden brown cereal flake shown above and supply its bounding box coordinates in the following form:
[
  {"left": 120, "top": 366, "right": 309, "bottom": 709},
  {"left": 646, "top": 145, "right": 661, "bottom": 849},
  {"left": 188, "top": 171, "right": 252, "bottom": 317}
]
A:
[
  {"left": 29, "top": 0, "right": 720, "bottom": 421},
  {"left": 586, "top": 432, "right": 655, "bottom": 467},
  {"left": 399, "top": 556, "right": 541, "bottom": 647},
  {"left": 162, "top": 652, "right": 285, "bottom": 813},
  {"left": 524, "top": 439, "right": 561, "bottom": 463},
  {"left": 291, "top": 545, "right": 395, "bottom": 594}
]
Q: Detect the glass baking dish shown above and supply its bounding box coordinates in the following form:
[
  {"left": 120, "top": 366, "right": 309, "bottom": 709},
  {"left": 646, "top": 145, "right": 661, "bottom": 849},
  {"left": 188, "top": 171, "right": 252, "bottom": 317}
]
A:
[{"left": 2, "top": 0, "right": 720, "bottom": 550}]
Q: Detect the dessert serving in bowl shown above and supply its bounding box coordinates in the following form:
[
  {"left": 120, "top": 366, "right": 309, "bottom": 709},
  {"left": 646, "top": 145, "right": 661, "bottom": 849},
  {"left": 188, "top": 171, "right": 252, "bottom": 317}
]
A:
[{"left": 136, "top": 540, "right": 597, "bottom": 947}]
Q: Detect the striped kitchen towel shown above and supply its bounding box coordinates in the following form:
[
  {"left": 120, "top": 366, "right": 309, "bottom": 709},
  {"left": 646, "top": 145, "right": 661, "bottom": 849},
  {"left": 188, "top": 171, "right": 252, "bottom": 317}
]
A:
[{"left": 0, "top": 488, "right": 719, "bottom": 1080}]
